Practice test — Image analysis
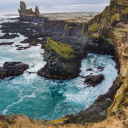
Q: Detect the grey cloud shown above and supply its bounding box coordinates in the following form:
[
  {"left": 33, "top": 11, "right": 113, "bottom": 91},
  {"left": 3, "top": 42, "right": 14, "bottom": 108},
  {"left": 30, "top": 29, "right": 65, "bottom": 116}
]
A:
[{"left": 0, "top": 0, "right": 110, "bottom": 14}]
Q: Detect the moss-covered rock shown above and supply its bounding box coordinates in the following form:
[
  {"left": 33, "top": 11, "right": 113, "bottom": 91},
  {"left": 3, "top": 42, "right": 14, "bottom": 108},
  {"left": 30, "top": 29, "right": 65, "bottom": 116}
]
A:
[
  {"left": 38, "top": 38, "right": 81, "bottom": 80},
  {"left": 45, "top": 38, "right": 76, "bottom": 60}
]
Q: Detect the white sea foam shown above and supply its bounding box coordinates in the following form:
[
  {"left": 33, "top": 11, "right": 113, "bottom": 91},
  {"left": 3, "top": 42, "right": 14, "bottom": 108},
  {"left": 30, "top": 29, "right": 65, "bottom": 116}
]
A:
[{"left": 2, "top": 92, "right": 36, "bottom": 115}]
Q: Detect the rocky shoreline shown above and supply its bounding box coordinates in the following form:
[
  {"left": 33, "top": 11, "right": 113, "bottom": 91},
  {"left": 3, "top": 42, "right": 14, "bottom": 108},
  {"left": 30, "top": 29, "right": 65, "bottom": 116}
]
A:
[{"left": 1, "top": 0, "right": 128, "bottom": 126}]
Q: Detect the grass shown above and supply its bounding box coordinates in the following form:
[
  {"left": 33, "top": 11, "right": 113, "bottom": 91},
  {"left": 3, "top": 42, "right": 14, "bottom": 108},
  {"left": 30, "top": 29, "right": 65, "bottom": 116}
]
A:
[
  {"left": 2, "top": 105, "right": 128, "bottom": 128},
  {"left": 45, "top": 38, "right": 76, "bottom": 60}
]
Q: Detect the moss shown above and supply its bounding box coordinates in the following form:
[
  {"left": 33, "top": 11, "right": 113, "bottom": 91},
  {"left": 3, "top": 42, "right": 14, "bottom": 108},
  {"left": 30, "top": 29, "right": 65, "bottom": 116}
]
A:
[
  {"left": 82, "top": 23, "right": 88, "bottom": 36},
  {"left": 110, "top": 14, "right": 119, "bottom": 24},
  {"left": 99, "top": 18, "right": 107, "bottom": 29},
  {"left": 45, "top": 38, "right": 76, "bottom": 60},
  {"left": 88, "top": 22, "right": 98, "bottom": 33},
  {"left": 122, "top": 8, "right": 128, "bottom": 15},
  {"left": 91, "top": 33, "right": 100, "bottom": 39},
  {"left": 117, "top": 0, "right": 128, "bottom": 6},
  {"left": 124, "top": 46, "right": 128, "bottom": 53},
  {"left": 47, "top": 118, "right": 68, "bottom": 125}
]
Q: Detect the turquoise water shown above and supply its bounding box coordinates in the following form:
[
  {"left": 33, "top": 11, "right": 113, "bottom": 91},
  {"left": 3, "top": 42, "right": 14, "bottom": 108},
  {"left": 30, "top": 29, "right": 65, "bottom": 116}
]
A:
[{"left": 0, "top": 16, "right": 118, "bottom": 121}]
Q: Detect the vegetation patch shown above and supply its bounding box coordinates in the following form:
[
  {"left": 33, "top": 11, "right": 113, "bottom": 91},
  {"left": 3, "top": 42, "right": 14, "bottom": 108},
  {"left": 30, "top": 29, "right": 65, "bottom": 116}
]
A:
[{"left": 45, "top": 38, "right": 76, "bottom": 60}]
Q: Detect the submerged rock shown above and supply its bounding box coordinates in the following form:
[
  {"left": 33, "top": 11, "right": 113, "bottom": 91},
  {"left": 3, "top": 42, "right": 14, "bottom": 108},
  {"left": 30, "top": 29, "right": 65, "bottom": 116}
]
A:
[
  {"left": 17, "top": 46, "right": 30, "bottom": 50},
  {"left": 0, "top": 62, "right": 29, "bottom": 79},
  {"left": 80, "top": 74, "right": 105, "bottom": 87},
  {"left": 38, "top": 38, "right": 82, "bottom": 80}
]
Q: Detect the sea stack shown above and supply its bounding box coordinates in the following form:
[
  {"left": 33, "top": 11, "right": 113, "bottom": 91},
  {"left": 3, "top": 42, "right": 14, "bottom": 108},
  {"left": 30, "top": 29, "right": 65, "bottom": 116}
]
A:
[{"left": 18, "top": 1, "right": 40, "bottom": 17}]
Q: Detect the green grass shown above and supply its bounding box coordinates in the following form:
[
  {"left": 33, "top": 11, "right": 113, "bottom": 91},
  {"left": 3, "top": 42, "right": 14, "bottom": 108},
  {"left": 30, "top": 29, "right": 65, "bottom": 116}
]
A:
[{"left": 45, "top": 38, "right": 76, "bottom": 60}]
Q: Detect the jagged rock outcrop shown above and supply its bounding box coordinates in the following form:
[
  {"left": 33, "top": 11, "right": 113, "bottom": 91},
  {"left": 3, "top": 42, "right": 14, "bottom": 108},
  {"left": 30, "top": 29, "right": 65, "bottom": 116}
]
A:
[
  {"left": 37, "top": 38, "right": 82, "bottom": 80},
  {"left": 18, "top": 1, "right": 40, "bottom": 17},
  {"left": 35, "top": 6, "right": 40, "bottom": 15},
  {"left": 81, "top": 74, "right": 105, "bottom": 87},
  {"left": 0, "top": 62, "right": 29, "bottom": 79}
]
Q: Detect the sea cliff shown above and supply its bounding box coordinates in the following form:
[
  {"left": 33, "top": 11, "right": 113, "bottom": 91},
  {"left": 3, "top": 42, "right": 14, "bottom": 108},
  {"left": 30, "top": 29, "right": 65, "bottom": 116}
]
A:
[{"left": 1, "top": 0, "right": 128, "bottom": 127}]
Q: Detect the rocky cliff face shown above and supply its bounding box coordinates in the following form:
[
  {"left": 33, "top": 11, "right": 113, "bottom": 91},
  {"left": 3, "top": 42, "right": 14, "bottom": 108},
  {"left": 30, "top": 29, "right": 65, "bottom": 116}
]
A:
[{"left": 82, "top": 0, "right": 128, "bottom": 116}]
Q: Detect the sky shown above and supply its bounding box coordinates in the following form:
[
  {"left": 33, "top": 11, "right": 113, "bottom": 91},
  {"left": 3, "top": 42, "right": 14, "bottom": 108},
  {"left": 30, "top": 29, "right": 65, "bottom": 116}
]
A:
[{"left": 0, "top": 0, "right": 110, "bottom": 14}]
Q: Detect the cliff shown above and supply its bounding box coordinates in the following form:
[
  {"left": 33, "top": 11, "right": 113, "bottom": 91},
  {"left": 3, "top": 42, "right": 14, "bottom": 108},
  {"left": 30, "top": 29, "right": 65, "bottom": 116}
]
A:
[
  {"left": 82, "top": 0, "right": 128, "bottom": 116},
  {"left": 1, "top": 0, "right": 128, "bottom": 127}
]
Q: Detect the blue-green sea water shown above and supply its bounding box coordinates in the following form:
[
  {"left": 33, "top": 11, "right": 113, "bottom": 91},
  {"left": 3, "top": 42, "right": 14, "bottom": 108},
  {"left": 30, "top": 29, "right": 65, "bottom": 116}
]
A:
[{"left": 0, "top": 15, "right": 118, "bottom": 121}]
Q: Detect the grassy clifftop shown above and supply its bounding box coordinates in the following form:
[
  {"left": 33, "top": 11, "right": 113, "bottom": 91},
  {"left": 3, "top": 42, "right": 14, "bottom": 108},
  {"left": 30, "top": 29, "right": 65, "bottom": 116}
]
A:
[
  {"left": 83, "top": 0, "right": 128, "bottom": 38},
  {"left": 83, "top": 0, "right": 128, "bottom": 118},
  {"left": 44, "top": 38, "right": 76, "bottom": 60}
]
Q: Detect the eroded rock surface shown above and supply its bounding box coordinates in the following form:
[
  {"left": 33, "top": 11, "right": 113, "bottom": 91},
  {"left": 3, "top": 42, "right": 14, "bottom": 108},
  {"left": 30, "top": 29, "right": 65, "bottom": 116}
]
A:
[
  {"left": 38, "top": 38, "right": 82, "bottom": 80},
  {"left": 18, "top": 1, "right": 40, "bottom": 17},
  {"left": 82, "top": 74, "right": 105, "bottom": 87},
  {"left": 0, "top": 42, "right": 14, "bottom": 45},
  {"left": 0, "top": 62, "right": 29, "bottom": 79}
]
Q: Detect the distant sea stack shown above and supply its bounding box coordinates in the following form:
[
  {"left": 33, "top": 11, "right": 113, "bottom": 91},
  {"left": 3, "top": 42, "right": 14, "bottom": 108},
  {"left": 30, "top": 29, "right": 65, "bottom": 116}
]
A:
[
  {"left": 37, "top": 38, "right": 81, "bottom": 80},
  {"left": 18, "top": 1, "right": 40, "bottom": 17}
]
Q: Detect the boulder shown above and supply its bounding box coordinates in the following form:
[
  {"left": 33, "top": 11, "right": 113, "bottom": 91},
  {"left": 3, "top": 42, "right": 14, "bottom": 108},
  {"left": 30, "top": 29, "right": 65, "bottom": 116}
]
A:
[
  {"left": 80, "top": 74, "right": 105, "bottom": 87},
  {"left": 0, "top": 33, "right": 19, "bottom": 39},
  {"left": 0, "top": 62, "right": 29, "bottom": 79}
]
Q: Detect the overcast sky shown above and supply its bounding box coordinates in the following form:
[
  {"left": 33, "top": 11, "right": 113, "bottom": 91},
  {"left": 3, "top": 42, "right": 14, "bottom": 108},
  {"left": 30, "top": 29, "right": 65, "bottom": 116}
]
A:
[{"left": 0, "top": 0, "right": 110, "bottom": 14}]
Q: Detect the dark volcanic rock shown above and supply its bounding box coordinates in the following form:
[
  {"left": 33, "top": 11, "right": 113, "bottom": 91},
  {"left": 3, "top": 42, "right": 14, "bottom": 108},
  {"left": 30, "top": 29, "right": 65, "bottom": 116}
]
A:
[
  {"left": 37, "top": 38, "right": 83, "bottom": 80},
  {"left": 17, "top": 46, "right": 30, "bottom": 50},
  {"left": 80, "top": 74, "right": 104, "bottom": 87},
  {"left": 66, "top": 85, "right": 118, "bottom": 124},
  {"left": 0, "top": 42, "right": 14, "bottom": 45},
  {"left": 0, "top": 62, "right": 29, "bottom": 79},
  {"left": 97, "top": 67, "right": 104, "bottom": 71},
  {"left": 84, "top": 74, "right": 105, "bottom": 87},
  {"left": 86, "top": 68, "right": 93, "bottom": 71},
  {"left": 0, "top": 33, "right": 19, "bottom": 39}
]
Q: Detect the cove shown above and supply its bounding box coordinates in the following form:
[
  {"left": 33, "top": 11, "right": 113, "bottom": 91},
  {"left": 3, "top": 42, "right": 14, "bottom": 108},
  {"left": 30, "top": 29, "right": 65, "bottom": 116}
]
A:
[{"left": 0, "top": 15, "right": 118, "bottom": 121}]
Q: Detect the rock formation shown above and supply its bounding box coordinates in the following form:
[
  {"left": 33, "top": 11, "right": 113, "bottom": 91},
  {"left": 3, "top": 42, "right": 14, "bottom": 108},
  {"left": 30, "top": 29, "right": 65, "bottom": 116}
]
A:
[
  {"left": 80, "top": 74, "right": 105, "bottom": 87},
  {"left": 0, "top": 62, "right": 29, "bottom": 79},
  {"left": 82, "top": 0, "right": 128, "bottom": 118},
  {"left": 37, "top": 38, "right": 81, "bottom": 80},
  {"left": 18, "top": 1, "right": 40, "bottom": 16},
  {"left": 35, "top": 6, "right": 40, "bottom": 15}
]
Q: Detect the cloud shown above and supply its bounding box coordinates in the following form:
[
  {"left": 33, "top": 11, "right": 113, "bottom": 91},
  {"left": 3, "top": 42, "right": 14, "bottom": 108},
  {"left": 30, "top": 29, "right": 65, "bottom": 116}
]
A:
[{"left": 0, "top": 0, "right": 110, "bottom": 14}]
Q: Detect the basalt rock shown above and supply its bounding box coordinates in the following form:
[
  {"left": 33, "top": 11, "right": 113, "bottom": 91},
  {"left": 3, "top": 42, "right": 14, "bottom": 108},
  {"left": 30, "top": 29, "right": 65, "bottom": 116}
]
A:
[
  {"left": 79, "top": 74, "right": 105, "bottom": 87},
  {"left": 0, "top": 33, "right": 19, "bottom": 39},
  {"left": 0, "top": 62, "right": 29, "bottom": 79},
  {"left": 0, "top": 42, "right": 14, "bottom": 45},
  {"left": 84, "top": 74, "right": 105, "bottom": 87},
  {"left": 18, "top": 1, "right": 40, "bottom": 17},
  {"left": 37, "top": 38, "right": 82, "bottom": 80}
]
